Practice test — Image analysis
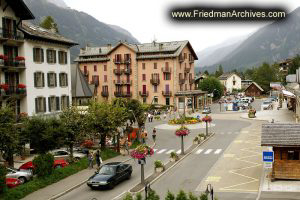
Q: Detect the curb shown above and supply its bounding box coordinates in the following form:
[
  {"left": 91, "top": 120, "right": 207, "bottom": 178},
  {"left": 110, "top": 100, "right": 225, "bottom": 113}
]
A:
[
  {"left": 256, "top": 165, "right": 265, "bottom": 200},
  {"left": 129, "top": 132, "right": 215, "bottom": 195},
  {"left": 48, "top": 157, "right": 133, "bottom": 200}
]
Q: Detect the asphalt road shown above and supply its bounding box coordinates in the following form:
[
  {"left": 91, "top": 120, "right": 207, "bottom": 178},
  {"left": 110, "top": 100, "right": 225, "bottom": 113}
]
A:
[{"left": 57, "top": 118, "right": 251, "bottom": 200}]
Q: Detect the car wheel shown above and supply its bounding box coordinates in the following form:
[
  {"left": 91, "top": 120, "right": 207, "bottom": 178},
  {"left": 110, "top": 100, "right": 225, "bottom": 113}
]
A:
[
  {"left": 126, "top": 173, "right": 131, "bottom": 180},
  {"left": 55, "top": 165, "right": 62, "bottom": 169},
  {"left": 18, "top": 176, "right": 27, "bottom": 184},
  {"left": 108, "top": 182, "right": 115, "bottom": 189}
]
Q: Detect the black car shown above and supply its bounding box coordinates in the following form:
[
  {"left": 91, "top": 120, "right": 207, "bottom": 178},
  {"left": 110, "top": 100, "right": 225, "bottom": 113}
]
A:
[{"left": 87, "top": 162, "right": 132, "bottom": 189}]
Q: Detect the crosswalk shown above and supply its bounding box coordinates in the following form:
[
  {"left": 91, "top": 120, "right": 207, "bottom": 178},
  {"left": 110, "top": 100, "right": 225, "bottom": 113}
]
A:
[
  {"left": 217, "top": 131, "right": 240, "bottom": 135},
  {"left": 153, "top": 148, "right": 223, "bottom": 155}
]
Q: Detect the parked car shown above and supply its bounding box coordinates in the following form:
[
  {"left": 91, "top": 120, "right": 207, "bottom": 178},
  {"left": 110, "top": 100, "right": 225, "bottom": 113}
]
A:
[
  {"left": 6, "top": 178, "right": 22, "bottom": 188},
  {"left": 19, "top": 159, "right": 69, "bottom": 173},
  {"left": 50, "top": 149, "right": 85, "bottom": 161},
  {"left": 202, "top": 107, "right": 211, "bottom": 114},
  {"left": 261, "top": 101, "right": 273, "bottom": 110},
  {"left": 87, "top": 162, "right": 132, "bottom": 189},
  {"left": 6, "top": 168, "right": 33, "bottom": 183}
]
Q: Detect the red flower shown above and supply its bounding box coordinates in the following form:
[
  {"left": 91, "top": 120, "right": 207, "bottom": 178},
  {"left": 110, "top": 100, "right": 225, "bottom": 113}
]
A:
[
  {"left": 0, "top": 84, "right": 9, "bottom": 91},
  {"left": 17, "top": 84, "right": 26, "bottom": 89},
  {"left": 175, "top": 126, "right": 190, "bottom": 137},
  {"left": 0, "top": 55, "right": 8, "bottom": 60},
  {"left": 15, "top": 56, "right": 25, "bottom": 61},
  {"left": 130, "top": 145, "right": 154, "bottom": 159},
  {"left": 81, "top": 140, "right": 94, "bottom": 148},
  {"left": 202, "top": 115, "right": 212, "bottom": 123}
]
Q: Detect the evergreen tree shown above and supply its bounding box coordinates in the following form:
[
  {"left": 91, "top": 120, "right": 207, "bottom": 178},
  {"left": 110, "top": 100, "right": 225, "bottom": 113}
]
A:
[{"left": 39, "top": 16, "right": 59, "bottom": 33}]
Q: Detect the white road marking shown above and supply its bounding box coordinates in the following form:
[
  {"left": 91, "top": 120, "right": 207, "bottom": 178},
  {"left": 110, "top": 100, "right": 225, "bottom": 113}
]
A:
[
  {"left": 157, "top": 149, "right": 167, "bottom": 154},
  {"left": 153, "top": 149, "right": 158, "bottom": 152},
  {"left": 196, "top": 149, "right": 203, "bottom": 154},
  {"left": 166, "top": 149, "right": 175, "bottom": 154},
  {"left": 227, "top": 132, "right": 232, "bottom": 134},
  {"left": 214, "top": 149, "right": 222, "bottom": 154},
  {"left": 220, "top": 132, "right": 225, "bottom": 135},
  {"left": 204, "top": 149, "right": 213, "bottom": 154},
  {"left": 176, "top": 149, "right": 181, "bottom": 154}
]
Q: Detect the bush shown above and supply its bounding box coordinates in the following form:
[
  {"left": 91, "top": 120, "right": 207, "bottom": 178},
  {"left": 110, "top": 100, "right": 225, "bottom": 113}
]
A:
[
  {"left": 170, "top": 152, "right": 179, "bottom": 161},
  {"left": 0, "top": 164, "right": 7, "bottom": 193},
  {"left": 81, "top": 140, "right": 94, "bottom": 148},
  {"left": 148, "top": 189, "right": 160, "bottom": 200},
  {"left": 176, "top": 190, "right": 188, "bottom": 200},
  {"left": 32, "top": 153, "right": 54, "bottom": 177},
  {"left": 199, "top": 193, "right": 208, "bottom": 200},
  {"left": 154, "top": 160, "right": 164, "bottom": 168},
  {"left": 188, "top": 192, "right": 198, "bottom": 200},
  {"left": 130, "top": 140, "right": 141, "bottom": 149},
  {"left": 135, "top": 192, "right": 142, "bottom": 200},
  {"left": 123, "top": 192, "right": 134, "bottom": 200},
  {"left": 165, "top": 190, "right": 175, "bottom": 200}
]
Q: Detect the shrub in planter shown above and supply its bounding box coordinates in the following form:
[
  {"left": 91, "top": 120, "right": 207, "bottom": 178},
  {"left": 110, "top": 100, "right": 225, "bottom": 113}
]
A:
[
  {"left": 154, "top": 160, "right": 164, "bottom": 172},
  {"left": 154, "top": 115, "right": 161, "bottom": 120},
  {"left": 200, "top": 193, "right": 208, "bottom": 200},
  {"left": 176, "top": 190, "right": 188, "bottom": 200},
  {"left": 193, "top": 136, "right": 199, "bottom": 144},
  {"left": 198, "top": 133, "right": 206, "bottom": 140},
  {"left": 32, "top": 153, "right": 54, "bottom": 177},
  {"left": 170, "top": 152, "right": 179, "bottom": 162},
  {"left": 123, "top": 192, "right": 133, "bottom": 200},
  {"left": 0, "top": 164, "right": 7, "bottom": 193}
]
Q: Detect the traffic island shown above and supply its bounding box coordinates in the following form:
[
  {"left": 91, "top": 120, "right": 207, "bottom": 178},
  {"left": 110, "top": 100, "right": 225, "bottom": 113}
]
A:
[{"left": 129, "top": 132, "right": 215, "bottom": 193}]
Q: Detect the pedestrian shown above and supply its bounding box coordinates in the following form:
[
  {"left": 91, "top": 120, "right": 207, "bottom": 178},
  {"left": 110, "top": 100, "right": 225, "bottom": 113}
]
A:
[
  {"left": 88, "top": 151, "right": 93, "bottom": 169},
  {"left": 164, "top": 112, "right": 167, "bottom": 119},
  {"left": 95, "top": 150, "right": 102, "bottom": 169},
  {"left": 151, "top": 114, "right": 154, "bottom": 122},
  {"left": 124, "top": 140, "right": 130, "bottom": 155},
  {"left": 152, "top": 128, "right": 157, "bottom": 142},
  {"left": 148, "top": 113, "right": 151, "bottom": 122}
]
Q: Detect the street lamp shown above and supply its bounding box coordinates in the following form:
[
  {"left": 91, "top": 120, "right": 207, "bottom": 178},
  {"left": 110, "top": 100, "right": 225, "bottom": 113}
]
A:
[{"left": 205, "top": 184, "right": 214, "bottom": 200}]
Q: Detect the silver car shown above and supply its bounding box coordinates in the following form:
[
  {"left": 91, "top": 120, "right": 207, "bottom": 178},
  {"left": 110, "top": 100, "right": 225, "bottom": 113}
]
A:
[
  {"left": 6, "top": 168, "right": 33, "bottom": 183},
  {"left": 50, "top": 149, "right": 85, "bottom": 161}
]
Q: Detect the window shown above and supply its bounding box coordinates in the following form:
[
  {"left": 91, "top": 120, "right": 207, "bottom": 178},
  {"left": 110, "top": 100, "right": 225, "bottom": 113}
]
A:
[
  {"left": 102, "top": 85, "right": 108, "bottom": 92},
  {"left": 233, "top": 81, "right": 236, "bottom": 86},
  {"left": 142, "top": 74, "right": 146, "bottom": 81},
  {"left": 47, "top": 72, "right": 57, "bottom": 87},
  {"left": 104, "top": 65, "right": 107, "bottom": 71},
  {"left": 164, "top": 73, "right": 171, "bottom": 80},
  {"left": 288, "top": 151, "right": 299, "bottom": 160},
  {"left": 180, "top": 85, "right": 183, "bottom": 91},
  {"left": 94, "top": 65, "right": 97, "bottom": 72},
  {"left": 92, "top": 75, "right": 99, "bottom": 86},
  {"left": 185, "top": 84, "right": 187, "bottom": 90},
  {"left": 34, "top": 72, "right": 45, "bottom": 87},
  {"left": 59, "top": 73, "right": 68, "bottom": 87},
  {"left": 58, "top": 51, "right": 67, "bottom": 64},
  {"left": 104, "top": 75, "right": 107, "bottom": 82},
  {"left": 48, "top": 96, "right": 60, "bottom": 112},
  {"left": 61, "top": 95, "right": 69, "bottom": 110},
  {"left": 184, "top": 53, "right": 187, "bottom": 59},
  {"left": 142, "top": 63, "right": 146, "bottom": 70},
  {"left": 46, "top": 49, "right": 56, "bottom": 64},
  {"left": 154, "top": 97, "right": 158, "bottom": 104},
  {"left": 154, "top": 85, "right": 157, "bottom": 93},
  {"left": 154, "top": 63, "right": 157, "bottom": 69},
  {"left": 143, "top": 97, "right": 146, "bottom": 103},
  {"left": 33, "top": 48, "right": 44, "bottom": 63},
  {"left": 35, "top": 97, "right": 46, "bottom": 113}
]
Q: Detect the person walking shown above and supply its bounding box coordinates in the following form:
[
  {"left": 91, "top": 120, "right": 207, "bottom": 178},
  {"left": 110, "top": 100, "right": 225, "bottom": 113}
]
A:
[
  {"left": 152, "top": 128, "right": 157, "bottom": 143},
  {"left": 88, "top": 151, "right": 93, "bottom": 169},
  {"left": 124, "top": 140, "right": 130, "bottom": 155},
  {"left": 148, "top": 113, "right": 151, "bottom": 122},
  {"left": 95, "top": 150, "right": 102, "bottom": 170}
]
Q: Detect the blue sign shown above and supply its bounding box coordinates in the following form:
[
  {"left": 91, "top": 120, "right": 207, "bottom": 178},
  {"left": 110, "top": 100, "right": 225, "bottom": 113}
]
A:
[{"left": 263, "top": 151, "right": 274, "bottom": 162}]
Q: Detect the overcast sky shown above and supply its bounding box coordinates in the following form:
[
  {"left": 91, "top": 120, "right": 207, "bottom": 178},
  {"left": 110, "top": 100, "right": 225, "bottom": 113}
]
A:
[{"left": 64, "top": 0, "right": 300, "bottom": 52}]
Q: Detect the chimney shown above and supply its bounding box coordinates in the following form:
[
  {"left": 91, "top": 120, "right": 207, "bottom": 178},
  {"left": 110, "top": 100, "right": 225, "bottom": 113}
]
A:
[
  {"left": 99, "top": 48, "right": 102, "bottom": 53},
  {"left": 159, "top": 43, "right": 163, "bottom": 51},
  {"left": 107, "top": 44, "right": 112, "bottom": 50},
  {"left": 153, "top": 40, "right": 156, "bottom": 46}
]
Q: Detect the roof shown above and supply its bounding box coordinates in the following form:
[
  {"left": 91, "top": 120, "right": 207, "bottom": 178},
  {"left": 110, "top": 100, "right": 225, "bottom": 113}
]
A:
[
  {"left": 218, "top": 73, "right": 240, "bottom": 80},
  {"left": 71, "top": 64, "right": 93, "bottom": 98},
  {"left": 175, "top": 90, "right": 207, "bottom": 96},
  {"left": 261, "top": 123, "right": 300, "bottom": 147},
  {"left": 244, "top": 82, "right": 264, "bottom": 92},
  {"left": 77, "top": 40, "right": 198, "bottom": 61},
  {"left": 7, "top": 0, "right": 34, "bottom": 20},
  {"left": 20, "top": 22, "right": 77, "bottom": 46}
]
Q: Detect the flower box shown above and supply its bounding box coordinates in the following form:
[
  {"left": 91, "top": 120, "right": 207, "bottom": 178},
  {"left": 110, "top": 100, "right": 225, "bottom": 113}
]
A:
[
  {"left": 17, "top": 84, "right": 26, "bottom": 89},
  {"left": 170, "top": 152, "right": 179, "bottom": 162},
  {"left": 202, "top": 115, "right": 212, "bottom": 123},
  {"left": 15, "top": 56, "right": 25, "bottom": 61},
  {"left": 155, "top": 167, "right": 164, "bottom": 173},
  {"left": 130, "top": 144, "right": 154, "bottom": 159},
  {"left": 175, "top": 126, "right": 190, "bottom": 137},
  {"left": 0, "top": 83, "right": 9, "bottom": 91},
  {"left": 154, "top": 160, "right": 164, "bottom": 172}
]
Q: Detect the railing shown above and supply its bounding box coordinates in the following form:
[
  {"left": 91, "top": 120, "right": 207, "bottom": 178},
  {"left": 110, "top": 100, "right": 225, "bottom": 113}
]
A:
[
  {"left": 189, "top": 78, "right": 195, "bottom": 84},
  {"left": 91, "top": 80, "right": 99, "bottom": 87},
  {"left": 184, "top": 66, "right": 191, "bottom": 73},
  {"left": 162, "top": 91, "right": 172, "bottom": 96},
  {"left": 113, "top": 69, "right": 123, "bottom": 75},
  {"left": 179, "top": 78, "right": 185, "bottom": 84},
  {"left": 0, "top": 59, "right": 26, "bottom": 68},
  {"left": 124, "top": 58, "right": 131, "bottom": 64},
  {"left": 114, "top": 91, "right": 123, "bottom": 97},
  {"left": 0, "top": 86, "right": 27, "bottom": 97},
  {"left": 114, "top": 80, "right": 124, "bottom": 85},
  {"left": 124, "top": 80, "right": 132, "bottom": 85},
  {"left": 83, "top": 70, "right": 89, "bottom": 76},
  {"left": 0, "top": 28, "right": 24, "bottom": 41},
  {"left": 123, "top": 68, "right": 132, "bottom": 75},
  {"left": 123, "top": 92, "right": 132, "bottom": 97},
  {"left": 101, "top": 91, "right": 109, "bottom": 97},
  {"left": 161, "top": 66, "right": 171, "bottom": 73},
  {"left": 113, "top": 59, "right": 122, "bottom": 64},
  {"left": 139, "top": 91, "right": 149, "bottom": 97},
  {"left": 150, "top": 78, "right": 160, "bottom": 85}
]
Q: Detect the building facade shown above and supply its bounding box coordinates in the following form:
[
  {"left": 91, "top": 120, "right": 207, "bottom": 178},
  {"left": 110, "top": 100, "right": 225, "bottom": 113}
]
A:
[
  {"left": 75, "top": 41, "right": 198, "bottom": 107},
  {"left": 218, "top": 73, "right": 242, "bottom": 93},
  {"left": 0, "top": 0, "right": 76, "bottom": 116},
  {"left": 244, "top": 82, "right": 264, "bottom": 97}
]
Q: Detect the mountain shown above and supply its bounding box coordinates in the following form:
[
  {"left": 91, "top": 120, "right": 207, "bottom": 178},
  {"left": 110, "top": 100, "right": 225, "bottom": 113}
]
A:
[
  {"left": 201, "top": 7, "right": 300, "bottom": 73},
  {"left": 195, "top": 35, "right": 248, "bottom": 68},
  {"left": 23, "top": 0, "right": 140, "bottom": 62}
]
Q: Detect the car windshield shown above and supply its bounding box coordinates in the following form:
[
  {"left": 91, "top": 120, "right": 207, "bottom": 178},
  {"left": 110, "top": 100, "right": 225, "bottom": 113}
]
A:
[{"left": 98, "top": 166, "right": 115, "bottom": 175}]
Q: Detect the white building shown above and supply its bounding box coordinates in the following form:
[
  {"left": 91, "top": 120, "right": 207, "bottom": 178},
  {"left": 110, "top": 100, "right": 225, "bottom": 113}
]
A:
[
  {"left": 218, "top": 73, "right": 242, "bottom": 93},
  {"left": 0, "top": 0, "right": 76, "bottom": 116}
]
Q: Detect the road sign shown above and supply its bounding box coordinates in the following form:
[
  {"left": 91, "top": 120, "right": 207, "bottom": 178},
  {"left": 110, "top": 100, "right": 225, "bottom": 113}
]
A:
[
  {"left": 263, "top": 151, "right": 274, "bottom": 162},
  {"left": 264, "top": 162, "right": 273, "bottom": 169}
]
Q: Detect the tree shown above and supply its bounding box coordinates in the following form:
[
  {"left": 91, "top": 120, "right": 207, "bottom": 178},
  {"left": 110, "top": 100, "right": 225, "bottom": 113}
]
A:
[
  {"left": 214, "top": 65, "right": 223, "bottom": 77},
  {"left": 176, "top": 190, "right": 188, "bottom": 200},
  {"left": 0, "top": 164, "right": 7, "bottom": 193},
  {"left": 60, "top": 106, "right": 87, "bottom": 159},
  {"left": 0, "top": 106, "right": 21, "bottom": 167},
  {"left": 252, "top": 63, "right": 279, "bottom": 91},
  {"left": 288, "top": 55, "right": 300, "bottom": 74},
  {"left": 198, "top": 77, "right": 224, "bottom": 100},
  {"left": 165, "top": 191, "right": 175, "bottom": 200},
  {"left": 39, "top": 16, "right": 59, "bottom": 33},
  {"left": 204, "top": 70, "right": 209, "bottom": 76}
]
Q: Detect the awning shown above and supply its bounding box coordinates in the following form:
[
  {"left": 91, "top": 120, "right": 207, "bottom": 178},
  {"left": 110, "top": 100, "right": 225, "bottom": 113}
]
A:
[{"left": 282, "top": 90, "right": 295, "bottom": 98}]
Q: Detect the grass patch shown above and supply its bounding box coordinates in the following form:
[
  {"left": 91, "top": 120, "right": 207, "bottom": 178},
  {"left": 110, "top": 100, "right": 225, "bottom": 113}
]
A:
[{"left": 0, "top": 148, "right": 119, "bottom": 200}]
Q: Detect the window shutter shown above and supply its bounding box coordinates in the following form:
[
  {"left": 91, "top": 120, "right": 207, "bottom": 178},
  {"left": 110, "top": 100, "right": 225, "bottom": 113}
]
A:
[
  {"left": 59, "top": 73, "right": 62, "bottom": 86},
  {"left": 46, "top": 50, "right": 49, "bottom": 63},
  {"left": 13, "top": 20, "right": 17, "bottom": 36},
  {"left": 170, "top": 73, "right": 171, "bottom": 80},
  {"left": 48, "top": 97, "right": 51, "bottom": 112},
  {"left": 41, "top": 49, "right": 44, "bottom": 62},
  {"left": 34, "top": 72, "right": 37, "bottom": 87},
  {"left": 54, "top": 73, "right": 57, "bottom": 87},
  {"left": 35, "top": 98, "right": 38, "bottom": 113},
  {"left": 54, "top": 51, "right": 56, "bottom": 63},
  {"left": 33, "top": 48, "right": 36, "bottom": 62},
  {"left": 56, "top": 97, "right": 60, "bottom": 111},
  {"left": 43, "top": 97, "right": 46, "bottom": 112},
  {"left": 66, "top": 74, "right": 68, "bottom": 86},
  {"left": 65, "top": 52, "right": 68, "bottom": 64},
  {"left": 47, "top": 73, "right": 50, "bottom": 87},
  {"left": 42, "top": 73, "right": 45, "bottom": 87},
  {"left": 2, "top": 18, "right": 6, "bottom": 33},
  {"left": 67, "top": 96, "right": 70, "bottom": 107}
]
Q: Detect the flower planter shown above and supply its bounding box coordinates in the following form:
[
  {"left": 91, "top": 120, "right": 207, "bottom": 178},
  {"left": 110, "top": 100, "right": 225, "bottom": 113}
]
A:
[
  {"left": 155, "top": 167, "right": 164, "bottom": 173},
  {"left": 248, "top": 114, "right": 256, "bottom": 118},
  {"left": 170, "top": 157, "right": 178, "bottom": 162},
  {"left": 193, "top": 140, "right": 199, "bottom": 145}
]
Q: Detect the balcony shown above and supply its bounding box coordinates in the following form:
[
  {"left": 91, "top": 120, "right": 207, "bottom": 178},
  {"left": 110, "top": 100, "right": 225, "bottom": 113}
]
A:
[
  {"left": 83, "top": 70, "right": 89, "bottom": 76},
  {"left": 150, "top": 78, "right": 160, "bottom": 85},
  {"left": 0, "top": 57, "right": 26, "bottom": 70},
  {"left": 124, "top": 80, "right": 132, "bottom": 85},
  {"left": 0, "top": 85, "right": 27, "bottom": 99},
  {"left": 124, "top": 58, "right": 131, "bottom": 64},
  {"left": 91, "top": 80, "right": 99, "bottom": 87},
  {"left": 114, "top": 91, "right": 123, "bottom": 97},
  {"left": 179, "top": 78, "right": 185, "bottom": 85},
  {"left": 123, "top": 92, "right": 132, "bottom": 98},
  {"left": 123, "top": 68, "right": 132, "bottom": 75},
  {"left": 161, "top": 66, "right": 171, "bottom": 73},
  {"left": 179, "top": 55, "right": 184, "bottom": 63},
  {"left": 113, "top": 69, "right": 123, "bottom": 75},
  {"left": 139, "top": 91, "right": 149, "bottom": 97},
  {"left": 162, "top": 91, "right": 172, "bottom": 97},
  {"left": 113, "top": 59, "right": 122, "bottom": 64},
  {"left": 189, "top": 78, "right": 195, "bottom": 84},
  {"left": 114, "top": 80, "right": 124, "bottom": 85},
  {"left": 184, "top": 66, "right": 191, "bottom": 73},
  {"left": 189, "top": 58, "right": 194, "bottom": 63},
  {"left": 0, "top": 28, "right": 24, "bottom": 44},
  {"left": 101, "top": 91, "right": 109, "bottom": 97}
]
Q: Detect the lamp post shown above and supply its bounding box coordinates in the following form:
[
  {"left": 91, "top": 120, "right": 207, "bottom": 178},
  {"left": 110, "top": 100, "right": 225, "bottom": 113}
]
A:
[{"left": 205, "top": 184, "right": 214, "bottom": 200}]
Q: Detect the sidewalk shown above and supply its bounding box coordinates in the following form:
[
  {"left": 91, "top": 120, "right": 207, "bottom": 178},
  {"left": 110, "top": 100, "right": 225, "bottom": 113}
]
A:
[{"left": 22, "top": 154, "right": 132, "bottom": 200}]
